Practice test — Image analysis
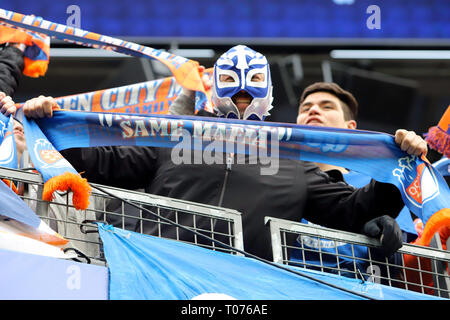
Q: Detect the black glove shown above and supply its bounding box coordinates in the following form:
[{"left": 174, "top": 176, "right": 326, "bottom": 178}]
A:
[{"left": 362, "top": 215, "right": 403, "bottom": 257}]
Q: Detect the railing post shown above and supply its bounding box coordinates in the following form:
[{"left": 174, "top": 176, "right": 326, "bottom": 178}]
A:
[
  {"left": 35, "top": 184, "right": 50, "bottom": 221},
  {"left": 264, "top": 217, "right": 284, "bottom": 264},
  {"left": 430, "top": 234, "right": 450, "bottom": 298}
]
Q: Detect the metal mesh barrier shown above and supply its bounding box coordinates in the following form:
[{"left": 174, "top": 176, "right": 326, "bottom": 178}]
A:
[
  {"left": 265, "top": 216, "right": 450, "bottom": 299},
  {"left": 0, "top": 167, "right": 244, "bottom": 266}
]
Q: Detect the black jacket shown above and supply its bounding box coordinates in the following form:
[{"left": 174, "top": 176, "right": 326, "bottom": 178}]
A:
[
  {"left": 0, "top": 45, "right": 24, "bottom": 97},
  {"left": 61, "top": 144, "right": 404, "bottom": 261}
]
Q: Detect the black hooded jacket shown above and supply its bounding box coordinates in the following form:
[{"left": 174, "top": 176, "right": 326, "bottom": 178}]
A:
[{"left": 61, "top": 141, "right": 404, "bottom": 261}]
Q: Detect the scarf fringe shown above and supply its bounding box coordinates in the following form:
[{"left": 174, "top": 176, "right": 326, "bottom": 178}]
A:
[
  {"left": 401, "top": 209, "right": 450, "bottom": 294},
  {"left": 425, "top": 126, "right": 450, "bottom": 158},
  {"left": 42, "top": 172, "right": 92, "bottom": 211},
  {"left": 0, "top": 25, "right": 50, "bottom": 78},
  {"left": 23, "top": 56, "right": 49, "bottom": 78},
  {"left": 2, "top": 179, "right": 19, "bottom": 194},
  {"left": 415, "top": 208, "right": 450, "bottom": 246}
]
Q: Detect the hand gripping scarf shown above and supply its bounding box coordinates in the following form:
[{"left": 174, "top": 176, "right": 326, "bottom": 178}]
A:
[{"left": 27, "top": 110, "right": 450, "bottom": 247}]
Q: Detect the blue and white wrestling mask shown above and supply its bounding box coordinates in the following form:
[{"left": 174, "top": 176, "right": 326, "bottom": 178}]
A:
[{"left": 212, "top": 45, "right": 273, "bottom": 121}]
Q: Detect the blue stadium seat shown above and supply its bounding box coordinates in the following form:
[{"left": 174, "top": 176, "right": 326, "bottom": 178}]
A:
[{"left": 256, "top": 20, "right": 283, "bottom": 38}]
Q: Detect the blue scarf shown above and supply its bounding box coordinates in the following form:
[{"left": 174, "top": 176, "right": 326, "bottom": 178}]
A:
[{"left": 23, "top": 110, "right": 450, "bottom": 246}]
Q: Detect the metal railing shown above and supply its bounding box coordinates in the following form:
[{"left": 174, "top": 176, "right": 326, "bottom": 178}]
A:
[
  {"left": 265, "top": 216, "right": 450, "bottom": 299},
  {"left": 0, "top": 167, "right": 244, "bottom": 266}
]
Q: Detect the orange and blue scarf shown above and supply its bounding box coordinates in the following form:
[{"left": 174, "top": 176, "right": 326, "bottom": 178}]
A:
[
  {"left": 1, "top": 7, "right": 211, "bottom": 210},
  {"left": 0, "top": 8, "right": 210, "bottom": 103},
  {"left": 0, "top": 24, "right": 50, "bottom": 78},
  {"left": 50, "top": 68, "right": 213, "bottom": 115}
]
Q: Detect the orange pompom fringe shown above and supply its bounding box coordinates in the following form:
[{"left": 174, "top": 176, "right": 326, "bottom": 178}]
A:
[
  {"left": 42, "top": 172, "right": 91, "bottom": 210},
  {"left": 401, "top": 251, "right": 434, "bottom": 294},
  {"left": 401, "top": 209, "right": 450, "bottom": 294},
  {"left": 416, "top": 208, "right": 450, "bottom": 246},
  {"left": 23, "top": 57, "right": 49, "bottom": 78},
  {"left": 425, "top": 126, "right": 450, "bottom": 158},
  {"left": 2, "top": 179, "right": 19, "bottom": 194}
]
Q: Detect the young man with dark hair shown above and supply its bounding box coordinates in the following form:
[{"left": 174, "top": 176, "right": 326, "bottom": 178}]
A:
[{"left": 295, "top": 82, "right": 422, "bottom": 278}]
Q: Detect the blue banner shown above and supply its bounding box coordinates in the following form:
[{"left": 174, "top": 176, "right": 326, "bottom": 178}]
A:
[{"left": 98, "top": 223, "right": 440, "bottom": 300}]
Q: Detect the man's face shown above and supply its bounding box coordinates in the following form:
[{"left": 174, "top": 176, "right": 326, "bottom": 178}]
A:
[
  {"left": 13, "top": 119, "right": 26, "bottom": 154},
  {"left": 296, "top": 92, "right": 356, "bottom": 129}
]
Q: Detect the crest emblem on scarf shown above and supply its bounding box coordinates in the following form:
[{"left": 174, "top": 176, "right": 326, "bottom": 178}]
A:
[
  {"left": 33, "top": 138, "right": 71, "bottom": 168},
  {"left": 393, "top": 155, "right": 440, "bottom": 208}
]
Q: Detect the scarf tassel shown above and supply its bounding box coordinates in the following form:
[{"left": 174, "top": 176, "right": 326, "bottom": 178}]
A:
[
  {"left": 23, "top": 56, "right": 49, "bottom": 78},
  {"left": 425, "top": 126, "right": 450, "bottom": 158},
  {"left": 415, "top": 208, "right": 450, "bottom": 247},
  {"left": 42, "top": 172, "right": 91, "bottom": 211},
  {"left": 401, "top": 208, "right": 450, "bottom": 294}
]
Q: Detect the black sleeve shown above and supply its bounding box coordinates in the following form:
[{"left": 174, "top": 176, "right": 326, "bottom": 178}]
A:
[
  {"left": 0, "top": 45, "right": 24, "bottom": 97},
  {"left": 60, "top": 146, "right": 158, "bottom": 190},
  {"left": 302, "top": 162, "right": 404, "bottom": 233}
]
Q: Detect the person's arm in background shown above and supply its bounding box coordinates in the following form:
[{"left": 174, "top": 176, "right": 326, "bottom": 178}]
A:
[
  {"left": 303, "top": 129, "right": 427, "bottom": 257},
  {"left": 0, "top": 43, "right": 25, "bottom": 97},
  {"left": 302, "top": 163, "right": 404, "bottom": 257},
  {"left": 169, "top": 66, "right": 212, "bottom": 116}
]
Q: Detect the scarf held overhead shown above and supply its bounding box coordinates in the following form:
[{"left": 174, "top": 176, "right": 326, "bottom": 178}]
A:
[
  {"left": 29, "top": 110, "right": 450, "bottom": 246},
  {"left": 0, "top": 8, "right": 211, "bottom": 110},
  {"left": 0, "top": 7, "right": 211, "bottom": 208}
]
